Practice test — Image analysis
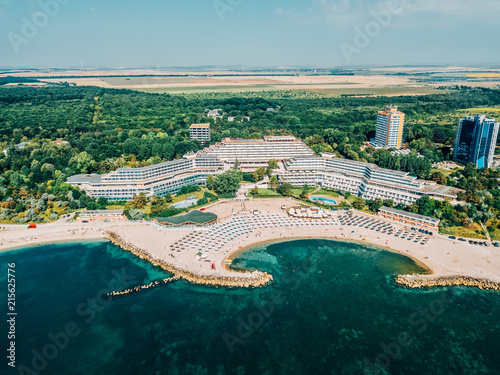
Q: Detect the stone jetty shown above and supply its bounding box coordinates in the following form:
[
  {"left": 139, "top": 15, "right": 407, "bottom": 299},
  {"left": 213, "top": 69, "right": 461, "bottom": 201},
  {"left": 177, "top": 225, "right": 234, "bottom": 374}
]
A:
[
  {"left": 106, "top": 275, "right": 181, "bottom": 299},
  {"left": 395, "top": 274, "right": 500, "bottom": 291},
  {"left": 105, "top": 231, "right": 273, "bottom": 289}
]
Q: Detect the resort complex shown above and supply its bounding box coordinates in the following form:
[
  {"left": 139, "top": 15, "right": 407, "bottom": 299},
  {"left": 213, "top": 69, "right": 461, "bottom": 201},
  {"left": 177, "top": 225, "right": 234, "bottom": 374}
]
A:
[{"left": 68, "top": 135, "right": 462, "bottom": 204}]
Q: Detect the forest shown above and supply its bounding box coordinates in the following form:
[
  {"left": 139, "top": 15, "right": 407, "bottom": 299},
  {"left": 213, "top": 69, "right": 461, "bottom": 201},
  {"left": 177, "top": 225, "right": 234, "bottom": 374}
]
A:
[{"left": 1, "top": 84, "right": 500, "bottom": 238}]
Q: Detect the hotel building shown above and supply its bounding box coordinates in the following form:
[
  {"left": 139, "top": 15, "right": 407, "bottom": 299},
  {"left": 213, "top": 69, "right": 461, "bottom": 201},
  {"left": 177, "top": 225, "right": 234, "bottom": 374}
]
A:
[
  {"left": 67, "top": 136, "right": 313, "bottom": 200},
  {"left": 198, "top": 136, "right": 315, "bottom": 171},
  {"left": 67, "top": 136, "right": 462, "bottom": 204},
  {"left": 189, "top": 123, "right": 211, "bottom": 144},
  {"left": 279, "top": 153, "right": 462, "bottom": 205},
  {"left": 453, "top": 115, "right": 499, "bottom": 169},
  {"left": 372, "top": 106, "right": 405, "bottom": 148}
]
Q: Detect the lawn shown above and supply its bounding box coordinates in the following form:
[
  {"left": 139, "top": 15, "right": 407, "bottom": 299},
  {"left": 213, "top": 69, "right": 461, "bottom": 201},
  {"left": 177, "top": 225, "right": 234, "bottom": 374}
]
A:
[
  {"left": 439, "top": 225, "right": 487, "bottom": 240},
  {"left": 311, "top": 188, "right": 340, "bottom": 198},
  {"left": 172, "top": 190, "right": 206, "bottom": 203},
  {"left": 250, "top": 188, "right": 282, "bottom": 198},
  {"left": 487, "top": 228, "right": 500, "bottom": 242}
]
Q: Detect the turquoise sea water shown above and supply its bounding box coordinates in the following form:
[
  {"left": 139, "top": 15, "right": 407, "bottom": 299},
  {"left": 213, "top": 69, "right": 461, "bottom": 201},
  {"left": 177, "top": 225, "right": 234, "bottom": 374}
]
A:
[{"left": 1, "top": 239, "right": 499, "bottom": 375}]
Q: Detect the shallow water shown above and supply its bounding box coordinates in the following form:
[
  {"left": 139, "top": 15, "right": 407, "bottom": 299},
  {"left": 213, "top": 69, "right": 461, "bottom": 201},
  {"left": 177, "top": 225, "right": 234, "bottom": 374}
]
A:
[{"left": 1, "top": 239, "right": 499, "bottom": 374}]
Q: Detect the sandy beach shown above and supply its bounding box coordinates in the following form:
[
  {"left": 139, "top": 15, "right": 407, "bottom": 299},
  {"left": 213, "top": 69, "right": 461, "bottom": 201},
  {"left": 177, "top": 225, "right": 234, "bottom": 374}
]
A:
[{"left": 2, "top": 198, "right": 500, "bottom": 289}]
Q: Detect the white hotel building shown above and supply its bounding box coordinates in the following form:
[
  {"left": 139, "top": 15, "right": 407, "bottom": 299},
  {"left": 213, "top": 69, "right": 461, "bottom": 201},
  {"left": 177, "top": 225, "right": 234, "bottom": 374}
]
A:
[
  {"left": 67, "top": 137, "right": 462, "bottom": 204},
  {"left": 279, "top": 153, "right": 461, "bottom": 205}
]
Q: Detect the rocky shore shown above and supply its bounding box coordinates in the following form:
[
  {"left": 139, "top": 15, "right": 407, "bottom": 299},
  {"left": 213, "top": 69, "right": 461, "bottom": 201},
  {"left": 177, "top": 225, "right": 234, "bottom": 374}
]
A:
[
  {"left": 105, "top": 231, "right": 273, "bottom": 289},
  {"left": 395, "top": 274, "right": 500, "bottom": 291}
]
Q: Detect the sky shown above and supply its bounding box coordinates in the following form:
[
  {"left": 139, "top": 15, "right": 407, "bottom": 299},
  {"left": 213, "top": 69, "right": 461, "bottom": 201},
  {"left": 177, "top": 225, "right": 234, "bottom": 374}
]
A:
[{"left": 1, "top": 0, "right": 500, "bottom": 69}]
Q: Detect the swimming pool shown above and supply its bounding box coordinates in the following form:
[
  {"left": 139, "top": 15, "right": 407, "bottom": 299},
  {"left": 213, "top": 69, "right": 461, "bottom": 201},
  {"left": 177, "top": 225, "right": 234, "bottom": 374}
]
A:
[{"left": 311, "top": 197, "right": 338, "bottom": 205}]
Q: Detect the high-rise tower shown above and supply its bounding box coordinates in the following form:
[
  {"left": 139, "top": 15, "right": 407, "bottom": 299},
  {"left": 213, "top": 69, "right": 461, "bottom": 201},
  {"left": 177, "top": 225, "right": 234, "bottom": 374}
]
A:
[
  {"left": 453, "top": 115, "right": 499, "bottom": 168},
  {"left": 372, "top": 105, "right": 405, "bottom": 148}
]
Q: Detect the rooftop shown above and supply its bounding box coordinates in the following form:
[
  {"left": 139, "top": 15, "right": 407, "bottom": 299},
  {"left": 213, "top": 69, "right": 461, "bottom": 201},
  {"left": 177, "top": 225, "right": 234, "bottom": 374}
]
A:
[
  {"left": 155, "top": 210, "right": 217, "bottom": 226},
  {"left": 80, "top": 209, "right": 124, "bottom": 215},
  {"left": 190, "top": 123, "right": 210, "bottom": 129},
  {"left": 379, "top": 206, "right": 440, "bottom": 224},
  {"left": 67, "top": 174, "right": 103, "bottom": 184}
]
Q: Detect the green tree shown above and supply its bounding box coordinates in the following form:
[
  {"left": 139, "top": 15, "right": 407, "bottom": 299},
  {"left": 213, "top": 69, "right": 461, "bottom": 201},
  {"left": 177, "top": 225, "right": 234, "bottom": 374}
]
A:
[
  {"left": 131, "top": 193, "right": 148, "bottom": 209},
  {"left": 268, "top": 159, "right": 278, "bottom": 169},
  {"left": 269, "top": 175, "right": 279, "bottom": 190},
  {"left": 277, "top": 183, "right": 292, "bottom": 197},
  {"left": 206, "top": 175, "right": 215, "bottom": 191},
  {"left": 214, "top": 169, "right": 242, "bottom": 194},
  {"left": 352, "top": 197, "right": 365, "bottom": 209}
]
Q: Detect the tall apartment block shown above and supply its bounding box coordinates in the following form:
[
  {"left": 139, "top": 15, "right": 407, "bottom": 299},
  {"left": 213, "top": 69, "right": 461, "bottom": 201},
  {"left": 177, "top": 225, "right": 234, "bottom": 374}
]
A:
[
  {"left": 189, "top": 123, "right": 211, "bottom": 144},
  {"left": 453, "top": 115, "right": 499, "bottom": 169},
  {"left": 372, "top": 105, "right": 405, "bottom": 148}
]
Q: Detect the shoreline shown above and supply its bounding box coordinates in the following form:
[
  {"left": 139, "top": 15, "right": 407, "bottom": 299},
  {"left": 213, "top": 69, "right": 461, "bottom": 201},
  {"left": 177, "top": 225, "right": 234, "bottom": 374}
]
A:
[
  {"left": 1, "top": 199, "right": 500, "bottom": 291},
  {"left": 225, "top": 235, "right": 433, "bottom": 275},
  {"left": 0, "top": 237, "right": 107, "bottom": 254},
  {"left": 105, "top": 231, "right": 273, "bottom": 288}
]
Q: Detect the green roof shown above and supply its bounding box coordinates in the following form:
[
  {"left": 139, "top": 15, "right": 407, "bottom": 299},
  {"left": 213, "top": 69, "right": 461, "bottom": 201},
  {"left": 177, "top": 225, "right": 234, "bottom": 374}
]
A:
[{"left": 155, "top": 211, "right": 217, "bottom": 225}]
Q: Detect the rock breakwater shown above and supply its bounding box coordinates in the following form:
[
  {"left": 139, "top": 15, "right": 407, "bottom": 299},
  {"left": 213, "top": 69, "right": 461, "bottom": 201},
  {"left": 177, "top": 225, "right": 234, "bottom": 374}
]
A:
[
  {"left": 395, "top": 275, "right": 500, "bottom": 291},
  {"left": 105, "top": 231, "right": 273, "bottom": 288}
]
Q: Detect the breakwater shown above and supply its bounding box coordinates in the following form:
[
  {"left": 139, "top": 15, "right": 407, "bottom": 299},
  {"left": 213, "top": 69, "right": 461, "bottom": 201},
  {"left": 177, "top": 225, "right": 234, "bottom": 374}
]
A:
[
  {"left": 395, "top": 275, "right": 500, "bottom": 291},
  {"left": 105, "top": 231, "right": 273, "bottom": 288},
  {"left": 106, "top": 275, "right": 181, "bottom": 299}
]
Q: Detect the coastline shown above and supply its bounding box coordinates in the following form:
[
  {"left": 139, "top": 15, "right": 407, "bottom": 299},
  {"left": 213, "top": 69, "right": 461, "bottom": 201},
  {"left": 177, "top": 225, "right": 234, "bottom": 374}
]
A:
[
  {"left": 225, "top": 235, "right": 433, "bottom": 275},
  {"left": 0, "top": 237, "right": 107, "bottom": 254},
  {"left": 105, "top": 231, "right": 273, "bottom": 288},
  {"left": 2, "top": 199, "right": 500, "bottom": 291}
]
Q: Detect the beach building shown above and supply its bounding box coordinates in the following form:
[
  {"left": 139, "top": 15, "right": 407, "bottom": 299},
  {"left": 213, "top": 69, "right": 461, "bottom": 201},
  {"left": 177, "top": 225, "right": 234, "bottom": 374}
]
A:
[
  {"left": 76, "top": 209, "right": 127, "bottom": 222},
  {"left": 377, "top": 206, "right": 440, "bottom": 231},
  {"left": 189, "top": 123, "right": 211, "bottom": 144},
  {"left": 155, "top": 210, "right": 218, "bottom": 227},
  {"left": 287, "top": 206, "right": 331, "bottom": 219},
  {"left": 453, "top": 115, "right": 499, "bottom": 169},
  {"left": 371, "top": 106, "right": 405, "bottom": 148}
]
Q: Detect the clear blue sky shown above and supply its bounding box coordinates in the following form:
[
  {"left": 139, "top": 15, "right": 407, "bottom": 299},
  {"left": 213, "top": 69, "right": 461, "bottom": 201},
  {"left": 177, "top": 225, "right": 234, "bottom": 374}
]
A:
[{"left": 1, "top": 0, "right": 499, "bottom": 68}]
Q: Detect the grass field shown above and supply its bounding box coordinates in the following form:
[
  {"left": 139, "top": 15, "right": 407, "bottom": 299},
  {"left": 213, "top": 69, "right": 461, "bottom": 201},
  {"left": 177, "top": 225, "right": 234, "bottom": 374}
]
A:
[
  {"left": 250, "top": 188, "right": 282, "bottom": 198},
  {"left": 439, "top": 225, "right": 487, "bottom": 240},
  {"left": 456, "top": 106, "right": 500, "bottom": 115},
  {"left": 172, "top": 190, "right": 206, "bottom": 203},
  {"left": 311, "top": 189, "right": 340, "bottom": 198},
  {"left": 488, "top": 229, "right": 500, "bottom": 242}
]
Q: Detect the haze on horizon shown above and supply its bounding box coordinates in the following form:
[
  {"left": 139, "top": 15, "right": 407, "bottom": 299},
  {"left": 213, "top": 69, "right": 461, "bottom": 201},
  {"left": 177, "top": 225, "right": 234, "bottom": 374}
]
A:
[{"left": 1, "top": 0, "right": 499, "bottom": 69}]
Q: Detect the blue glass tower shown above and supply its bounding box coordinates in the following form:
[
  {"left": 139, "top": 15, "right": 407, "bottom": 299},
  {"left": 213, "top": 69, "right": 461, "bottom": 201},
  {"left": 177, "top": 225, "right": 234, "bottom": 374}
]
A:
[{"left": 453, "top": 115, "right": 499, "bottom": 168}]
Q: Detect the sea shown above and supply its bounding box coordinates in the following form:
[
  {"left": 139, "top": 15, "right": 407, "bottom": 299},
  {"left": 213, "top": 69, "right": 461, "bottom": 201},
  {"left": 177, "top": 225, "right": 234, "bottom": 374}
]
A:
[{"left": 1, "top": 239, "right": 499, "bottom": 375}]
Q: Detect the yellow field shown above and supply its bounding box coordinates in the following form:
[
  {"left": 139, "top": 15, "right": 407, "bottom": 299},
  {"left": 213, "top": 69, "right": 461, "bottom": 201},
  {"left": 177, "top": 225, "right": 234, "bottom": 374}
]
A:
[{"left": 466, "top": 73, "right": 500, "bottom": 78}]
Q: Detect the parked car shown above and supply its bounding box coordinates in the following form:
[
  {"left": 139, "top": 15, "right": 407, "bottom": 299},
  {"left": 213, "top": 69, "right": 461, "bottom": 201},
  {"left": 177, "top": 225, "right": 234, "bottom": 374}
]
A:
[
  {"left": 27, "top": 224, "right": 37, "bottom": 229},
  {"left": 458, "top": 238, "right": 466, "bottom": 242},
  {"left": 448, "top": 236, "right": 456, "bottom": 240}
]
